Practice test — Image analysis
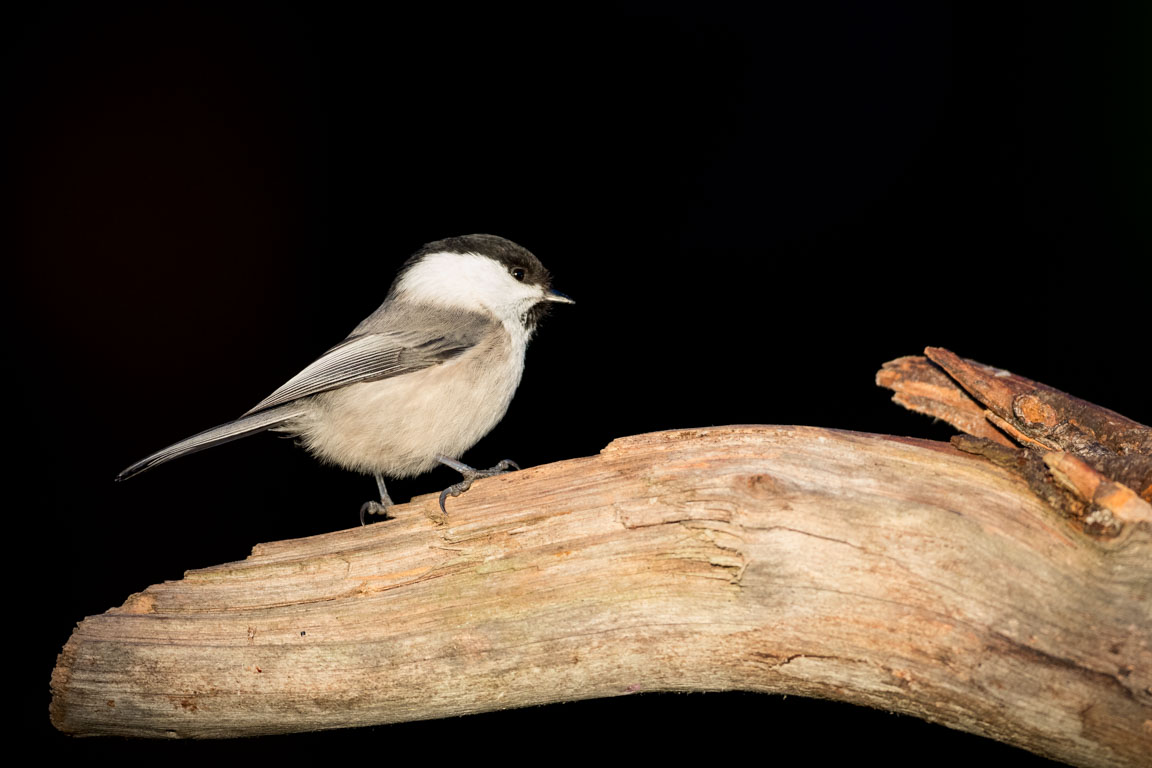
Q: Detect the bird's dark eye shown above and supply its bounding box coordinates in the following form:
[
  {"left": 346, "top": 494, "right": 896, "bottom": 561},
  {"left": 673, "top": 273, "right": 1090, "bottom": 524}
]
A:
[{"left": 511, "top": 268, "right": 526, "bottom": 282}]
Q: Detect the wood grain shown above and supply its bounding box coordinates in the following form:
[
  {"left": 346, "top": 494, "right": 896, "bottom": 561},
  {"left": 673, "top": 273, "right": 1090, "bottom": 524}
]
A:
[{"left": 51, "top": 427, "right": 1151, "bottom": 765}]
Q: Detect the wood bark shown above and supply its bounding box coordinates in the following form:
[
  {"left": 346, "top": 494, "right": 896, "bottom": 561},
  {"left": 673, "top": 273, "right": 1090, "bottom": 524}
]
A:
[
  {"left": 878, "top": 348, "right": 1151, "bottom": 536},
  {"left": 51, "top": 425, "right": 1151, "bottom": 766}
]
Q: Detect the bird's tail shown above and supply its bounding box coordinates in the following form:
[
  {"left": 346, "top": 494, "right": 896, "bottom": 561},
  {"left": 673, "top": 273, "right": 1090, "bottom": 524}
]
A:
[{"left": 116, "top": 404, "right": 306, "bottom": 481}]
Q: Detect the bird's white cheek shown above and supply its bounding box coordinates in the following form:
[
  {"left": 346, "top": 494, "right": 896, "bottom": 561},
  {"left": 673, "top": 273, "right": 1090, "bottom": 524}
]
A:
[{"left": 398, "top": 251, "right": 521, "bottom": 312}]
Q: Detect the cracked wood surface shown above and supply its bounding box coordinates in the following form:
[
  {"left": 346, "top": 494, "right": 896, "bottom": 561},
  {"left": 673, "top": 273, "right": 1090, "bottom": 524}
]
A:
[{"left": 50, "top": 427, "right": 1151, "bottom": 766}]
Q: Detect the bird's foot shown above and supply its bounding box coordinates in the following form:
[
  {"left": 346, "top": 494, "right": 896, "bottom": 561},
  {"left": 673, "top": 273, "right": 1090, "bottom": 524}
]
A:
[
  {"left": 360, "top": 473, "right": 396, "bottom": 526},
  {"left": 438, "top": 459, "right": 520, "bottom": 514},
  {"left": 359, "top": 500, "right": 393, "bottom": 526}
]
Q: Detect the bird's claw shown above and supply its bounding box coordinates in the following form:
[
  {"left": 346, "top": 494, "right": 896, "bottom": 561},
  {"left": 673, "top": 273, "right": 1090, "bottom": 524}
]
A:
[
  {"left": 437, "top": 486, "right": 461, "bottom": 514},
  {"left": 438, "top": 459, "right": 521, "bottom": 514},
  {"left": 360, "top": 500, "right": 392, "bottom": 526}
]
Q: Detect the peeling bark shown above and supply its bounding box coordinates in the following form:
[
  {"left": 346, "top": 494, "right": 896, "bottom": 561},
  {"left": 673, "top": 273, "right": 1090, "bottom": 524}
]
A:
[{"left": 877, "top": 348, "right": 1152, "bottom": 536}]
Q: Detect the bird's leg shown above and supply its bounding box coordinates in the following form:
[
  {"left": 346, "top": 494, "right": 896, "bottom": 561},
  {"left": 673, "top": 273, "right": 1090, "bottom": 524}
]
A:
[
  {"left": 436, "top": 455, "right": 520, "bottom": 513},
  {"left": 360, "top": 473, "right": 395, "bottom": 526}
]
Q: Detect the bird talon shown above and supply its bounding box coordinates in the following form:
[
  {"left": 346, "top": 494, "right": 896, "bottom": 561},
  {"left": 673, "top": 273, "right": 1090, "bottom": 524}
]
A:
[
  {"left": 360, "top": 500, "right": 392, "bottom": 526},
  {"left": 437, "top": 484, "right": 465, "bottom": 513},
  {"left": 437, "top": 472, "right": 483, "bottom": 513}
]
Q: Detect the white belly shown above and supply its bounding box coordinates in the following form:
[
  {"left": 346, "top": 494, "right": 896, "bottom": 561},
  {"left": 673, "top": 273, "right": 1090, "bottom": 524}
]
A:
[{"left": 282, "top": 334, "right": 525, "bottom": 477}]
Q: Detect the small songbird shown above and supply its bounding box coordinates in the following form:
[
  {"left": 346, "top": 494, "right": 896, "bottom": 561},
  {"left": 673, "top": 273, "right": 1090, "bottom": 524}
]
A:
[{"left": 117, "top": 234, "right": 574, "bottom": 523}]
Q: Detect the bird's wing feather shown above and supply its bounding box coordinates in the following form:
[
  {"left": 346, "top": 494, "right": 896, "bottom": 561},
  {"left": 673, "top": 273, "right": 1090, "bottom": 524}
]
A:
[
  {"left": 242, "top": 327, "right": 479, "bottom": 415},
  {"left": 117, "top": 403, "right": 307, "bottom": 481}
]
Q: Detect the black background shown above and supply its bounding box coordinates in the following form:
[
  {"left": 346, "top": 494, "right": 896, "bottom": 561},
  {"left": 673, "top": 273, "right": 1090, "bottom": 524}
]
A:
[{"left": 10, "top": 4, "right": 1148, "bottom": 764}]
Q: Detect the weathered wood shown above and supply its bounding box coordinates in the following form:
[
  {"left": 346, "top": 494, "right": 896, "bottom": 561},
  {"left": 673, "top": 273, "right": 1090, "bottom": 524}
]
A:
[
  {"left": 51, "top": 426, "right": 1151, "bottom": 766},
  {"left": 876, "top": 354, "right": 1014, "bottom": 447},
  {"left": 877, "top": 348, "right": 1152, "bottom": 537},
  {"left": 923, "top": 347, "right": 1152, "bottom": 463}
]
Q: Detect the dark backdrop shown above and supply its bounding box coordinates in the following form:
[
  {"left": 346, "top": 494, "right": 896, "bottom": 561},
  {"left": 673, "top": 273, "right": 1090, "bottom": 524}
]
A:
[{"left": 10, "top": 4, "right": 1148, "bottom": 763}]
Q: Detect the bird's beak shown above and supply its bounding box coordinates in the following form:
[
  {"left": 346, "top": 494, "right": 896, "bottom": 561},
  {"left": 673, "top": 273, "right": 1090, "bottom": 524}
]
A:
[{"left": 545, "top": 289, "right": 575, "bottom": 304}]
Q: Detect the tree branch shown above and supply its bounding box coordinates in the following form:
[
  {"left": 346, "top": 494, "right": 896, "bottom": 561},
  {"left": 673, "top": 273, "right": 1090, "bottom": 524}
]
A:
[{"left": 52, "top": 424, "right": 1151, "bottom": 765}]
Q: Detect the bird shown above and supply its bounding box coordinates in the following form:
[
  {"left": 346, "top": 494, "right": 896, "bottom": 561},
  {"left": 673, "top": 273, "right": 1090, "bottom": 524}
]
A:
[{"left": 117, "top": 234, "right": 573, "bottom": 524}]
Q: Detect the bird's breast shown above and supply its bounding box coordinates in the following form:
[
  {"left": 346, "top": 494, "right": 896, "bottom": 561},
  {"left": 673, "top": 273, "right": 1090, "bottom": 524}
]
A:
[{"left": 287, "top": 330, "right": 526, "bottom": 477}]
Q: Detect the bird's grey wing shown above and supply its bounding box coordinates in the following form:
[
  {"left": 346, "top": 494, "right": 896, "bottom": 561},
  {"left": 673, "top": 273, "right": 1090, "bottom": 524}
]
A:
[
  {"left": 241, "top": 329, "right": 478, "bottom": 415},
  {"left": 117, "top": 403, "right": 306, "bottom": 481}
]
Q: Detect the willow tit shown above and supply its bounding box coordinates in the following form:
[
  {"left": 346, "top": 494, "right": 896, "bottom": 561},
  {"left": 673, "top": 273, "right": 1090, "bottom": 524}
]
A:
[{"left": 117, "top": 234, "right": 573, "bottom": 523}]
